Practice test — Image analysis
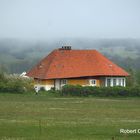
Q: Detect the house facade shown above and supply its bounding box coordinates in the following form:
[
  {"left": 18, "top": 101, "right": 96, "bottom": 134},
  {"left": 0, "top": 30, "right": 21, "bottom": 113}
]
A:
[{"left": 26, "top": 46, "right": 129, "bottom": 90}]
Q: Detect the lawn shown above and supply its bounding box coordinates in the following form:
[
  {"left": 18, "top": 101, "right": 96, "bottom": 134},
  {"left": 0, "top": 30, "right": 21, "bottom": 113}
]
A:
[{"left": 0, "top": 93, "right": 139, "bottom": 140}]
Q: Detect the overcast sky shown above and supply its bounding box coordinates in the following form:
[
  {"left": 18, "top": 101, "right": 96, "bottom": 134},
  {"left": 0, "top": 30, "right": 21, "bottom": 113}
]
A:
[{"left": 0, "top": 0, "right": 140, "bottom": 40}]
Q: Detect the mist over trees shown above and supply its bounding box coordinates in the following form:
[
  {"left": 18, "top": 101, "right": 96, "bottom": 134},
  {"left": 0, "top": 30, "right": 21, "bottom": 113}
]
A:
[{"left": 0, "top": 38, "right": 140, "bottom": 86}]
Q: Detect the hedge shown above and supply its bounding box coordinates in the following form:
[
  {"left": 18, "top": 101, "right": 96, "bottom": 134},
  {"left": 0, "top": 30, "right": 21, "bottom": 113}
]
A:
[{"left": 61, "top": 85, "right": 140, "bottom": 97}]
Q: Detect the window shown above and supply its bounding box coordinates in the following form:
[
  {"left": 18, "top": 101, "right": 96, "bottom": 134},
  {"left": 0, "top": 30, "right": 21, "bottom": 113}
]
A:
[
  {"left": 89, "top": 79, "right": 96, "bottom": 86},
  {"left": 118, "top": 79, "right": 122, "bottom": 86},
  {"left": 113, "top": 79, "right": 116, "bottom": 86},
  {"left": 106, "top": 77, "right": 125, "bottom": 87},
  {"left": 107, "top": 79, "right": 111, "bottom": 87},
  {"left": 61, "top": 79, "right": 67, "bottom": 85},
  {"left": 91, "top": 80, "right": 96, "bottom": 85},
  {"left": 122, "top": 79, "right": 125, "bottom": 86}
]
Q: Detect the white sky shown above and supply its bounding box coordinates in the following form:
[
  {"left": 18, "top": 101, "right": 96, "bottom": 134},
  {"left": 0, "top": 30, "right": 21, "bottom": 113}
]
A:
[{"left": 0, "top": 0, "right": 140, "bottom": 39}]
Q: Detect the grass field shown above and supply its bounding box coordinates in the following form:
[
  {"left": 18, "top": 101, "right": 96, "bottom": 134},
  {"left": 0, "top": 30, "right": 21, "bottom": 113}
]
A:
[{"left": 0, "top": 93, "right": 139, "bottom": 140}]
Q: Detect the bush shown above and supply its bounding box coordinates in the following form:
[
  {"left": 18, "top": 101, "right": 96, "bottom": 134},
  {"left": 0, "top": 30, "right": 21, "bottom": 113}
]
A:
[
  {"left": 61, "top": 85, "right": 140, "bottom": 97},
  {"left": 0, "top": 74, "right": 34, "bottom": 93},
  {"left": 62, "top": 85, "right": 84, "bottom": 96}
]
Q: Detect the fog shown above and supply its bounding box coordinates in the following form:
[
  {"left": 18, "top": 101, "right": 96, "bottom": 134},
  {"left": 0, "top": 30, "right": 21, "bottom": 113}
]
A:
[{"left": 0, "top": 0, "right": 140, "bottom": 40}]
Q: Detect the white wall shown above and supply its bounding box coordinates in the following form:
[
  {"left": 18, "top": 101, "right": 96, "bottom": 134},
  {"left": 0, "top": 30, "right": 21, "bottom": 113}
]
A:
[
  {"left": 34, "top": 84, "right": 54, "bottom": 91},
  {"left": 55, "top": 79, "right": 61, "bottom": 90}
]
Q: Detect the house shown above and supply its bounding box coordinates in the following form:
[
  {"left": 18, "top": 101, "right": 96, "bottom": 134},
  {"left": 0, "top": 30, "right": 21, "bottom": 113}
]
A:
[{"left": 26, "top": 46, "right": 129, "bottom": 90}]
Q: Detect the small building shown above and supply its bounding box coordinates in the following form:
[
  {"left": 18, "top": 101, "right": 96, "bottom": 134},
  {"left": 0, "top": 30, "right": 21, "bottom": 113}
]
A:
[{"left": 26, "top": 46, "right": 129, "bottom": 90}]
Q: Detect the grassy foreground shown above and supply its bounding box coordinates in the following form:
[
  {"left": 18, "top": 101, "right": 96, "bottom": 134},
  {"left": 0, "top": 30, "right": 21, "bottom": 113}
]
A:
[{"left": 0, "top": 93, "right": 139, "bottom": 140}]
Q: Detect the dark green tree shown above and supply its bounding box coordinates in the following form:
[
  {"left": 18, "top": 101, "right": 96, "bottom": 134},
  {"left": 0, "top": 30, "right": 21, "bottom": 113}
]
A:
[
  {"left": 126, "top": 68, "right": 135, "bottom": 87},
  {"left": 135, "top": 70, "right": 140, "bottom": 86}
]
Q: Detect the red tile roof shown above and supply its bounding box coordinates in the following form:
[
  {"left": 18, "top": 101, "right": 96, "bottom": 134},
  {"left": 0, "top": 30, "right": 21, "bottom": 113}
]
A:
[{"left": 26, "top": 49, "right": 129, "bottom": 79}]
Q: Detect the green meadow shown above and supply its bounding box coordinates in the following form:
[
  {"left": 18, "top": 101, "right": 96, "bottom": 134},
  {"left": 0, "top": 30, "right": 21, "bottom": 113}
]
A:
[{"left": 0, "top": 93, "right": 139, "bottom": 140}]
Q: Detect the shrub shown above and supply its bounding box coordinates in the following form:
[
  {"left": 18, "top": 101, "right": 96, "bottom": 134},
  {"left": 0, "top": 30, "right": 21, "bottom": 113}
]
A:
[
  {"left": 0, "top": 74, "right": 34, "bottom": 93},
  {"left": 62, "top": 85, "right": 83, "bottom": 96},
  {"left": 61, "top": 85, "right": 140, "bottom": 97}
]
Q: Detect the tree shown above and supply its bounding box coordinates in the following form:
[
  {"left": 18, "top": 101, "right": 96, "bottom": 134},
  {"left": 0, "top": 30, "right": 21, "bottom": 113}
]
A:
[
  {"left": 126, "top": 68, "right": 135, "bottom": 87},
  {"left": 136, "top": 70, "right": 140, "bottom": 86}
]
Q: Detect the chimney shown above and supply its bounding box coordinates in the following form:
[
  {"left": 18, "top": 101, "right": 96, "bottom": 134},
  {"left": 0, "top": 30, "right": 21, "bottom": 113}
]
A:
[{"left": 59, "top": 46, "right": 72, "bottom": 50}]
